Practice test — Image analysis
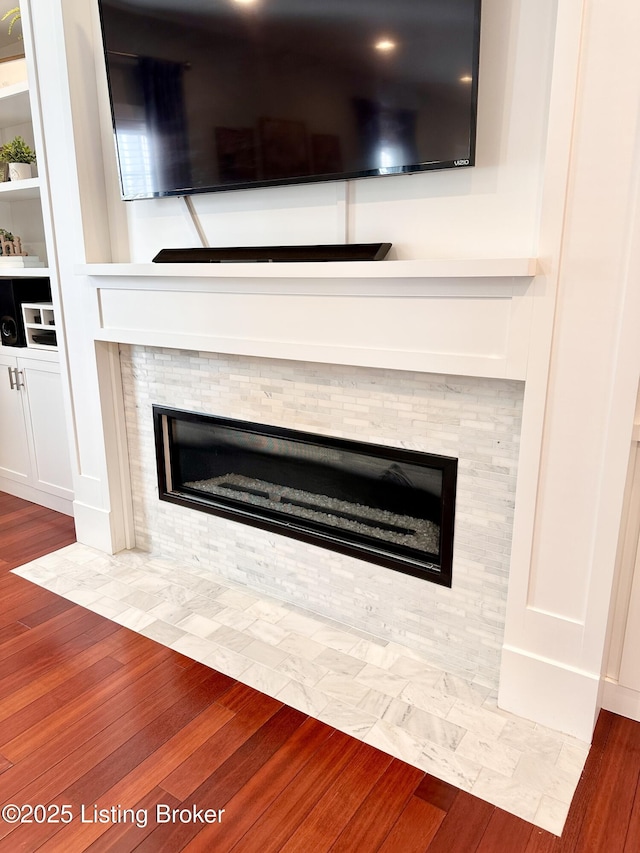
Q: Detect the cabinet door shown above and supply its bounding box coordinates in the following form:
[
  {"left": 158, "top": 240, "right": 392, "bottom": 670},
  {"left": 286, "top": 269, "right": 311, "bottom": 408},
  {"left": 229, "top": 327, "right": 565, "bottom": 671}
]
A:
[
  {"left": 0, "top": 352, "right": 32, "bottom": 484},
  {"left": 19, "top": 358, "right": 73, "bottom": 499}
]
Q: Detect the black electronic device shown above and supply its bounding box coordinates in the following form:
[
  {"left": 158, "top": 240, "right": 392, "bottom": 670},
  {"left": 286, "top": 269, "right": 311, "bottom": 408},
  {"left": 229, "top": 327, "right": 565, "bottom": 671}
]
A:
[
  {"left": 152, "top": 243, "right": 392, "bottom": 264},
  {"left": 0, "top": 278, "right": 52, "bottom": 348},
  {"left": 97, "top": 0, "right": 481, "bottom": 200}
]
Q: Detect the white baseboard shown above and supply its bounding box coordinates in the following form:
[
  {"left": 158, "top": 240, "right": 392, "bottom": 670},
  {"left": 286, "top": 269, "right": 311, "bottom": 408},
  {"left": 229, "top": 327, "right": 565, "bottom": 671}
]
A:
[
  {"left": 601, "top": 678, "right": 640, "bottom": 723},
  {"left": 72, "top": 500, "right": 122, "bottom": 554},
  {"left": 499, "top": 645, "right": 599, "bottom": 742},
  {"left": 0, "top": 477, "right": 74, "bottom": 516}
]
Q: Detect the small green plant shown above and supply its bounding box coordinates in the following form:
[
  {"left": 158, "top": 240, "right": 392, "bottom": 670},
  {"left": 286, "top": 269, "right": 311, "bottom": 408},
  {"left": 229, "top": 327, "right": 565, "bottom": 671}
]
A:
[
  {"left": 0, "top": 136, "right": 35, "bottom": 164},
  {"left": 1, "top": 6, "right": 20, "bottom": 37}
]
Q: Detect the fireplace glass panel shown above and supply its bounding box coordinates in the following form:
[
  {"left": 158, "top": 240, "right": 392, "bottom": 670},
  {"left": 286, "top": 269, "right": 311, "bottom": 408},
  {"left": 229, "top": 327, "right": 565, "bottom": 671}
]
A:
[{"left": 154, "top": 407, "right": 457, "bottom": 585}]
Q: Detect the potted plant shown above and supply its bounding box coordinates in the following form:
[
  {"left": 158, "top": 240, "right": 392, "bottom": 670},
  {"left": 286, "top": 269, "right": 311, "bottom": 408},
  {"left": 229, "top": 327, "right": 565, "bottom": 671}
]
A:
[{"left": 0, "top": 136, "right": 36, "bottom": 181}]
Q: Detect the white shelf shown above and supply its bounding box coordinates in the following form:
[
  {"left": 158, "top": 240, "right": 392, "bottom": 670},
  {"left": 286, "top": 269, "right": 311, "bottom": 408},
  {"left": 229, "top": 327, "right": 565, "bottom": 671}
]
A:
[
  {"left": 0, "top": 266, "right": 49, "bottom": 277},
  {"left": 0, "top": 176, "right": 40, "bottom": 201},
  {"left": 0, "top": 80, "right": 30, "bottom": 127},
  {"left": 0, "top": 342, "right": 58, "bottom": 363},
  {"left": 79, "top": 257, "right": 538, "bottom": 281},
  {"left": 22, "top": 302, "right": 58, "bottom": 350}
]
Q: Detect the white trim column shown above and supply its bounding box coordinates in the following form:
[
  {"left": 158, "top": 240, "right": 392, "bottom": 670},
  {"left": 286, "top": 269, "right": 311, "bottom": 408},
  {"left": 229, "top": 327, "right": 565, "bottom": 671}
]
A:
[{"left": 499, "top": 0, "right": 640, "bottom": 740}]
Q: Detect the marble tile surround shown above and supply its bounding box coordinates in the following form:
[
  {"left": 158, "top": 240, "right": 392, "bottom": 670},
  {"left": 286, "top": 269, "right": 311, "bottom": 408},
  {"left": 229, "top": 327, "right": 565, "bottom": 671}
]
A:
[
  {"left": 120, "top": 347, "right": 524, "bottom": 689},
  {"left": 14, "top": 543, "right": 589, "bottom": 836}
]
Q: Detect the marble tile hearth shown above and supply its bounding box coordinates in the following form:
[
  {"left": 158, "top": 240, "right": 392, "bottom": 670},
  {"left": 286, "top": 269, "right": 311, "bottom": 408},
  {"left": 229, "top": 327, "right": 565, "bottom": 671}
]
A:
[{"left": 14, "top": 543, "right": 589, "bottom": 836}]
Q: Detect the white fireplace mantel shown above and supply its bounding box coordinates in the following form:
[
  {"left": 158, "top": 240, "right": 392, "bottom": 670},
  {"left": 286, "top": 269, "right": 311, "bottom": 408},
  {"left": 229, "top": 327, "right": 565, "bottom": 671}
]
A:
[
  {"left": 78, "top": 257, "right": 538, "bottom": 282},
  {"left": 79, "top": 257, "right": 539, "bottom": 381}
]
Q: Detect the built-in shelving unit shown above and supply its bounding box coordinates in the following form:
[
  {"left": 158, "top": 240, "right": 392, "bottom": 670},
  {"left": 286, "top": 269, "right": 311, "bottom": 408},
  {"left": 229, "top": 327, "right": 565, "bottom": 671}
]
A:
[
  {"left": 0, "top": 38, "right": 71, "bottom": 515},
  {"left": 0, "top": 76, "right": 48, "bottom": 271}
]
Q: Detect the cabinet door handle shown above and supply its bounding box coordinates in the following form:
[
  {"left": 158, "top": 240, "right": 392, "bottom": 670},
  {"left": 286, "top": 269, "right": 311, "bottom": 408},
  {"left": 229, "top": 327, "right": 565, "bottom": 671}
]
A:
[{"left": 7, "top": 367, "right": 24, "bottom": 391}]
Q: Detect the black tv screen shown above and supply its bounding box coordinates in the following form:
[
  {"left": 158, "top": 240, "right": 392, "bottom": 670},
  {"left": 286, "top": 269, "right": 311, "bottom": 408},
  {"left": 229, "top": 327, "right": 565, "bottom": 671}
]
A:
[{"left": 97, "top": 0, "right": 481, "bottom": 201}]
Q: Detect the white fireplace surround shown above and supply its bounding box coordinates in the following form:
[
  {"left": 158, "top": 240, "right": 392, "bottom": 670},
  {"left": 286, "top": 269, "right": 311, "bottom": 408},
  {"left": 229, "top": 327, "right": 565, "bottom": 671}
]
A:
[
  {"left": 83, "top": 260, "right": 569, "bottom": 701},
  {"left": 88, "top": 260, "right": 531, "bottom": 691},
  {"left": 73, "top": 235, "right": 640, "bottom": 746}
]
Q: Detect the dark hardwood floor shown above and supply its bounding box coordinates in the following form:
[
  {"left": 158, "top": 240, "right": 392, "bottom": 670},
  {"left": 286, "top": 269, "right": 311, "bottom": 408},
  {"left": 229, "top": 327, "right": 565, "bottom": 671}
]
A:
[{"left": 1, "top": 491, "right": 639, "bottom": 851}]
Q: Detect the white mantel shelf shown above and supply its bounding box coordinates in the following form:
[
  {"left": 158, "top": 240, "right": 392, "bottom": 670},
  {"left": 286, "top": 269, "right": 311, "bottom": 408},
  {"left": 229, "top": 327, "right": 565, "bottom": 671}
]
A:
[
  {"left": 81, "top": 256, "right": 539, "bottom": 381},
  {"left": 79, "top": 257, "right": 538, "bottom": 282}
]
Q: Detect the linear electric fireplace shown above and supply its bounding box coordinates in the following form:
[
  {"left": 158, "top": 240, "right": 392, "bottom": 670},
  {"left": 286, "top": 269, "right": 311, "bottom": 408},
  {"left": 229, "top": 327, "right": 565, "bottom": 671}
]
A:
[{"left": 153, "top": 406, "right": 457, "bottom": 586}]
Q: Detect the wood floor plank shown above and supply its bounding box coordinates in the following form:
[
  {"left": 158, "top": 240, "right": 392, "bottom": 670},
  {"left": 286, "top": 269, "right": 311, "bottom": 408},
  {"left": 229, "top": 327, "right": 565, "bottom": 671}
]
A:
[
  {"left": 0, "top": 752, "right": 12, "bottom": 775},
  {"left": 564, "top": 714, "right": 640, "bottom": 853},
  {"left": 277, "top": 741, "right": 393, "bottom": 852},
  {"left": 0, "top": 656, "right": 123, "bottom": 747},
  {"left": 414, "top": 773, "right": 460, "bottom": 812},
  {"left": 161, "top": 688, "right": 286, "bottom": 800},
  {"left": 623, "top": 772, "right": 640, "bottom": 852},
  {"left": 63, "top": 671, "right": 234, "bottom": 804},
  {"left": 0, "top": 625, "right": 134, "bottom": 726},
  {"left": 18, "top": 595, "right": 76, "bottom": 627},
  {"left": 133, "top": 704, "right": 308, "bottom": 852},
  {"left": 1, "top": 526, "right": 76, "bottom": 566},
  {"left": 329, "top": 757, "right": 425, "bottom": 853},
  {"left": 425, "top": 791, "right": 495, "bottom": 853},
  {"left": 0, "top": 621, "right": 30, "bottom": 644},
  {"left": 0, "top": 656, "right": 220, "bottom": 810},
  {"left": 226, "top": 732, "right": 367, "bottom": 853},
  {"left": 525, "top": 828, "right": 559, "bottom": 852},
  {"left": 377, "top": 795, "right": 446, "bottom": 853},
  {"left": 0, "top": 506, "right": 56, "bottom": 538},
  {"left": 0, "top": 604, "right": 104, "bottom": 666},
  {"left": 64, "top": 704, "right": 236, "bottom": 851},
  {"left": 1, "top": 651, "right": 193, "bottom": 780},
  {"left": 1, "top": 638, "right": 181, "bottom": 767},
  {"left": 179, "top": 716, "right": 335, "bottom": 853},
  {"left": 476, "top": 808, "right": 534, "bottom": 852},
  {"left": 34, "top": 683, "right": 237, "bottom": 853},
  {"left": 0, "top": 668, "right": 234, "bottom": 849},
  {"left": 0, "top": 583, "right": 71, "bottom": 627},
  {"left": 83, "top": 787, "right": 182, "bottom": 853},
  {"left": 555, "top": 709, "right": 617, "bottom": 853},
  {"left": 0, "top": 610, "right": 117, "bottom": 697},
  {"left": 0, "top": 520, "right": 70, "bottom": 552}
]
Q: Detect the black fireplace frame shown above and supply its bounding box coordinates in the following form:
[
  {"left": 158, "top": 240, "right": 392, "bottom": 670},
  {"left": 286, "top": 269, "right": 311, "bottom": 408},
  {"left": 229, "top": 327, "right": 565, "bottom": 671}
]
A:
[{"left": 153, "top": 405, "right": 457, "bottom": 587}]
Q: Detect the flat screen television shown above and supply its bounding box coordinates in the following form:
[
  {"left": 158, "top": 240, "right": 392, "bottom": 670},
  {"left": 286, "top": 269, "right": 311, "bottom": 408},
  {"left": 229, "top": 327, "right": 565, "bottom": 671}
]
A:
[{"left": 97, "top": 0, "right": 481, "bottom": 201}]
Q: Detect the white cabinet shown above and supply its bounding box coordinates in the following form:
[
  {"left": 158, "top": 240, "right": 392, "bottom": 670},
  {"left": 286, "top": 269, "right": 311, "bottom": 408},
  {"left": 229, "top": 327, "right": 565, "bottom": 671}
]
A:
[
  {"left": 0, "top": 349, "right": 73, "bottom": 511},
  {"left": 0, "top": 28, "right": 73, "bottom": 515}
]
